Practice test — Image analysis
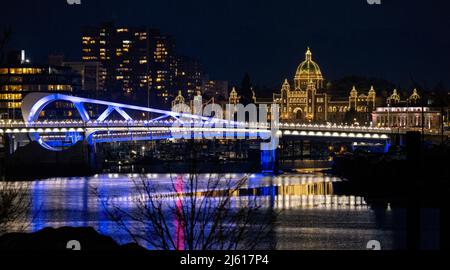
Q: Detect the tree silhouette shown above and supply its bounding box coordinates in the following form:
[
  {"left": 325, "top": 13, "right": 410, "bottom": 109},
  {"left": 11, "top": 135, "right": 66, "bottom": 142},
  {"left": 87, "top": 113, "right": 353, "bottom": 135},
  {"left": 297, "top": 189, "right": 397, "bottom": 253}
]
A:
[
  {"left": 0, "top": 181, "right": 31, "bottom": 235},
  {"left": 240, "top": 73, "right": 254, "bottom": 105},
  {"left": 98, "top": 142, "right": 277, "bottom": 250}
]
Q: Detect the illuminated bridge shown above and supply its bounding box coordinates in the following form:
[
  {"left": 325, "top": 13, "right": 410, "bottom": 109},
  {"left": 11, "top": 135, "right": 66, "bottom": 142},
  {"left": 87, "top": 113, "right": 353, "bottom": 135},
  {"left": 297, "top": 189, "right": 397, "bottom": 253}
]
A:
[
  {"left": 0, "top": 93, "right": 395, "bottom": 150},
  {"left": 0, "top": 93, "right": 397, "bottom": 173},
  {"left": 0, "top": 120, "right": 393, "bottom": 153}
]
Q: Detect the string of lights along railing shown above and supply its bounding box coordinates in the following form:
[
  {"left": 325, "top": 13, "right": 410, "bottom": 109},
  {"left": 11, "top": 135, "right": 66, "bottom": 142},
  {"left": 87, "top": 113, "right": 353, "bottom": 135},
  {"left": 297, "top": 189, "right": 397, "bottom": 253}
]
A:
[{"left": 0, "top": 92, "right": 395, "bottom": 151}]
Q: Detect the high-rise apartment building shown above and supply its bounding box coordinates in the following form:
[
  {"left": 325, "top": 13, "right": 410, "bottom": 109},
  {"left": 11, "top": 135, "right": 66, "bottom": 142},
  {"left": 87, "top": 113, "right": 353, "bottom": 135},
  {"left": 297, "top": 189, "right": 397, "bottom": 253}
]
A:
[{"left": 82, "top": 22, "right": 178, "bottom": 107}]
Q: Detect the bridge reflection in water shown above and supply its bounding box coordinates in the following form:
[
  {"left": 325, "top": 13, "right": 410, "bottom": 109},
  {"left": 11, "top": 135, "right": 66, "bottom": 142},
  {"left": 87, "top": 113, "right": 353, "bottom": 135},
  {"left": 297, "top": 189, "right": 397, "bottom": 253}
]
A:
[
  {"left": 26, "top": 174, "right": 365, "bottom": 221},
  {"left": 3, "top": 173, "right": 402, "bottom": 249}
]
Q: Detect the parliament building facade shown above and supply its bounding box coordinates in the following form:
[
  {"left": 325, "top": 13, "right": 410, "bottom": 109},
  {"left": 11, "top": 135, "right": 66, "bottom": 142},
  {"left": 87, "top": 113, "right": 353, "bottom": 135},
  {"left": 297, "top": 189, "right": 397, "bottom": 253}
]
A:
[{"left": 267, "top": 47, "right": 376, "bottom": 124}]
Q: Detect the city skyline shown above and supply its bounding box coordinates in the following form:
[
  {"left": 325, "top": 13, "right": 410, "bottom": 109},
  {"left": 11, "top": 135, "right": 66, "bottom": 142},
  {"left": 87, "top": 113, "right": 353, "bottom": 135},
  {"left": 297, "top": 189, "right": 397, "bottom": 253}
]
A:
[
  {"left": 1, "top": 0, "right": 450, "bottom": 89},
  {"left": 0, "top": 0, "right": 448, "bottom": 256}
]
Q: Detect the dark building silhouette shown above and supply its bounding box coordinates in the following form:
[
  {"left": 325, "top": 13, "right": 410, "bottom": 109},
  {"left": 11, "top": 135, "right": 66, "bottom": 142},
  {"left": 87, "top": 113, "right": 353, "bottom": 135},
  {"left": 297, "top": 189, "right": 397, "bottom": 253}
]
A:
[{"left": 176, "top": 55, "right": 203, "bottom": 100}]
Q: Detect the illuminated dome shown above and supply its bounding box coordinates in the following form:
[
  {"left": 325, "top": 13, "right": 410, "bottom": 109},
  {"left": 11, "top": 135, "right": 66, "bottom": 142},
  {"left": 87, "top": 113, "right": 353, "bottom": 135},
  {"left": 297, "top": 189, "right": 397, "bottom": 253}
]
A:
[{"left": 294, "top": 47, "right": 324, "bottom": 90}]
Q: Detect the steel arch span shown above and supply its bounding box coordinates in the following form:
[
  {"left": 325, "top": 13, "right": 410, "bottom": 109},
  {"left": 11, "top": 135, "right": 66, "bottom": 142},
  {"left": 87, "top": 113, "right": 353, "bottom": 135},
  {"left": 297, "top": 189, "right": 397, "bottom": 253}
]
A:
[
  {"left": 20, "top": 93, "right": 245, "bottom": 151},
  {"left": 21, "top": 92, "right": 222, "bottom": 123}
]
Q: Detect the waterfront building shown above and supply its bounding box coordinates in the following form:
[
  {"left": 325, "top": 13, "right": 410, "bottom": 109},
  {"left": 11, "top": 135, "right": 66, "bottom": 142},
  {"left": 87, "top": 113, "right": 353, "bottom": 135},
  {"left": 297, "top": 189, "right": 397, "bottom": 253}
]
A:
[
  {"left": 372, "top": 106, "right": 442, "bottom": 130},
  {"left": 373, "top": 88, "right": 443, "bottom": 129},
  {"left": 0, "top": 50, "right": 81, "bottom": 119}
]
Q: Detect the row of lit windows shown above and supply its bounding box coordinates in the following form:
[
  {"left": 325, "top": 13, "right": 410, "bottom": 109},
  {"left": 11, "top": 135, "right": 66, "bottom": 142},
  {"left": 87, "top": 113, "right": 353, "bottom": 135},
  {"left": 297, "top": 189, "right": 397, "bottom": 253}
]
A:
[
  {"left": 82, "top": 56, "right": 98, "bottom": 61},
  {"left": 287, "top": 106, "right": 349, "bottom": 114},
  {"left": 1, "top": 85, "right": 22, "bottom": 91},
  {"left": 0, "top": 85, "right": 71, "bottom": 91},
  {"left": 0, "top": 93, "right": 22, "bottom": 100},
  {"left": 0, "top": 102, "right": 21, "bottom": 109},
  {"left": 48, "top": 85, "right": 72, "bottom": 91},
  {"left": 82, "top": 40, "right": 96, "bottom": 45},
  {"left": 0, "top": 68, "right": 44, "bottom": 75}
]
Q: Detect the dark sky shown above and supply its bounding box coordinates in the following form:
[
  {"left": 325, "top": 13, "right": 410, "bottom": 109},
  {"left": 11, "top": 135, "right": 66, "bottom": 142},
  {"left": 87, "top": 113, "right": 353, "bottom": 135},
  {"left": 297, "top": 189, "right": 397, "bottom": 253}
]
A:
[{"left": 1, "top": 0, "right": 450, "bottom": 89}]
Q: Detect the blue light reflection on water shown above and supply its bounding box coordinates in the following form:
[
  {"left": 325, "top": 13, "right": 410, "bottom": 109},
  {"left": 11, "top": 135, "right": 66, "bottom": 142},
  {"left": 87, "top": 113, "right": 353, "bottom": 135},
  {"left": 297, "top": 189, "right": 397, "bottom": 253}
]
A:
[{"left": 25, "top": 173, "right": 404, "bottom": 250}]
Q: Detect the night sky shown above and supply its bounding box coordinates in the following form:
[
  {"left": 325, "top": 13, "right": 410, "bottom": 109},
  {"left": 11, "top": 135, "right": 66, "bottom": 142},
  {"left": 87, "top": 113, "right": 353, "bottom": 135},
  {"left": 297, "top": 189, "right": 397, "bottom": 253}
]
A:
[{"left": 1, "top": 0, "right": 450, "bottom": 89}]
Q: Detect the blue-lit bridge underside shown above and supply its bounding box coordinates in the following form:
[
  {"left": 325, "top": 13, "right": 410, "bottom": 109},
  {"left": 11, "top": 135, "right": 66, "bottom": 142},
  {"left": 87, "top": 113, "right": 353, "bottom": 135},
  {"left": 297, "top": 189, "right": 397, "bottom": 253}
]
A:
[{"left": 0, "top": 93, "right": 392, "bottom": 151}]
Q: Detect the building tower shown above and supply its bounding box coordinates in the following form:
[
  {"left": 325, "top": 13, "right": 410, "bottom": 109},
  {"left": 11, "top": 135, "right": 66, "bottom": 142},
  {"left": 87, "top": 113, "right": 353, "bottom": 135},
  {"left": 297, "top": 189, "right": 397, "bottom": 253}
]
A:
[
  {"left": 280, "top": 79, "right": 290, "bottom": 119},
  {"left": 228, "top": 87, "right": 240, "bottom": 105},
  {"left": 387, "top": 89, "right": 401, "bottom": 105},
  {"left": 171, "top": 90, "right": 186, "bottom": 111},
  {"left": 408, "top": 88, "right": 421, "bottom": 105},
  {"left": 349, "top": 85, "right": 358, "bottom": 110},
  {"left": 367, "top": 85, "right": 376, "bottom": 109}
]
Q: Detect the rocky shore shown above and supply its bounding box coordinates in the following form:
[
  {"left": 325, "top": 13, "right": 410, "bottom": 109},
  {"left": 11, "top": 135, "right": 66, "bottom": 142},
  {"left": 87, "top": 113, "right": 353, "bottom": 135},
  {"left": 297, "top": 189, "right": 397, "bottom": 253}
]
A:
[{"left": 0, "top": 227, "right": 147, "bottom": 252}]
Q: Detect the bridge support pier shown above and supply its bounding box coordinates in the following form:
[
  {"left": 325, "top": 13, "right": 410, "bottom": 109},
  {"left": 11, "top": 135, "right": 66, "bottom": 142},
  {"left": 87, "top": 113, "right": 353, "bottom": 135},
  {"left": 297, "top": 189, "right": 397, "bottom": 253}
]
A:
[
  {"left": 86, "top": 142, "right": 97, "bottom": 173},
  {"left": 260, "top": 148, "right": 278, "bottom": 174}
]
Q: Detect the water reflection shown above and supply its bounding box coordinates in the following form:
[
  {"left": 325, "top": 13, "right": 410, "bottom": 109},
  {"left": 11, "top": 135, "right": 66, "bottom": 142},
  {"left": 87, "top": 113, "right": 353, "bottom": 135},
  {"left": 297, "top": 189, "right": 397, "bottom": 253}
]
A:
[{"left": 5, "top": 173, "right": 404, "bottom": 249}]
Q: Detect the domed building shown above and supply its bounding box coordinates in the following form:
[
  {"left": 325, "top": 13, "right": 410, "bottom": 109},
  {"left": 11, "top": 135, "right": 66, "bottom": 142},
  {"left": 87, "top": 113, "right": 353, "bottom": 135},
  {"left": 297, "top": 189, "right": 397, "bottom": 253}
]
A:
[{"left": 266, "top": 47, "right": 377, "bottom": 124}]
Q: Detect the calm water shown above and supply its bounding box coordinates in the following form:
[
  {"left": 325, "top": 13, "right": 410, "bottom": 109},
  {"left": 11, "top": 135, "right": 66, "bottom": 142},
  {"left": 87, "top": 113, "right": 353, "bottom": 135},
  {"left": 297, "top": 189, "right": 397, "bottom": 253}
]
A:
[{"left": 12, "top": 173, "right": 407, "bottom": 250}]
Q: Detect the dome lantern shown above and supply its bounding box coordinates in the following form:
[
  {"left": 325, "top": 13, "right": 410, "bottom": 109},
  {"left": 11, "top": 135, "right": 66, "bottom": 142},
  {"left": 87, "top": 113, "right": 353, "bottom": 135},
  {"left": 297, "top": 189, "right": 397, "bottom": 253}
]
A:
[{"left": 294, "top": 47, "right": 324, "bottom": 91}]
